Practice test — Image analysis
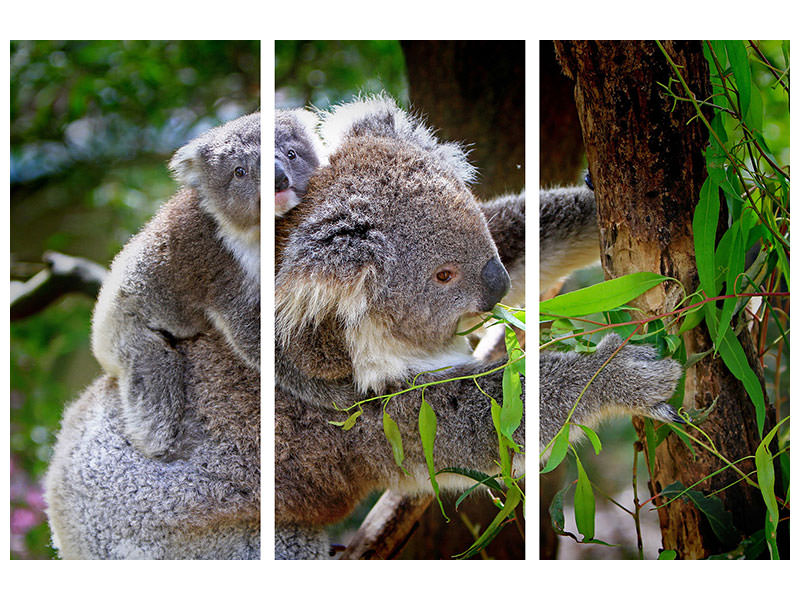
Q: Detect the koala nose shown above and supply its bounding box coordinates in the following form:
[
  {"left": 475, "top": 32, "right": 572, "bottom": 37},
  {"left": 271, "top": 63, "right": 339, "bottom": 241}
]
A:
[
  {"left": 275, "top": 161, "right": 289, "bottom": 192},
  {"left": 479, "top": 257, "right": 510, "bottom": 312}
]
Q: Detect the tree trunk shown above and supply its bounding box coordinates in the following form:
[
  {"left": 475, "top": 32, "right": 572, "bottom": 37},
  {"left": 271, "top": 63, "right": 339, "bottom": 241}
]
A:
[{"left": 554, "top": 40, "right": 767, "bottom": 559}]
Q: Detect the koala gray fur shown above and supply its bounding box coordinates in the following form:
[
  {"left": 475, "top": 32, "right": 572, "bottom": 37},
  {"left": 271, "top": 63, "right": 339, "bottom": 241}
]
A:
[
  {"left": 45, "top": 331, "right": 260, "bottom": 559},
  {"left": 275, "top": 109, "right": 326, "bottom": 216},
  {"left": 538, "top": 183, "right": 684, "bottom": 454},
  {"left": 274, "top": 96, "right": 524, "bottom": 559},
  {"left": 91, "top": 113, "right": 260, "bottom": 461},
  {"left": 539, "top": 184, "right": 600, "bottom": 291}
]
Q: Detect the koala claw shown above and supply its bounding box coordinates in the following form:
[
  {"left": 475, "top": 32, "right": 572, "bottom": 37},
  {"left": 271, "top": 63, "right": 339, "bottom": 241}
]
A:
[{"left": 648, "top": 401, "right": 689, "bottom": 424}]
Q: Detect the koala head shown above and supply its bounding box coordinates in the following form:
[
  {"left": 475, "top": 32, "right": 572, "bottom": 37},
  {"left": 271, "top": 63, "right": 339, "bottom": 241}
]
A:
[
  {"left": 276, "top": 97, "right": 509, "bottom": 393},
  {"left": 170, "top": 112, "right": 261, "bottom": 242},
  {"left": 275, "top": 109, "right": 326, "bottom": 216}
]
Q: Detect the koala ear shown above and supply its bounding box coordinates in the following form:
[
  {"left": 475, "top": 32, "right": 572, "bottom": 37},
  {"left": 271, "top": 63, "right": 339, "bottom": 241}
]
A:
[
  {"left": 320, "top": 94, "right": 476, "bottom": 185},
  {"left": 168, "top": 138, "right": 206, "bottom": 189},
  {"left": 275, "top": 196, "right": 386, "bottom": 343}
]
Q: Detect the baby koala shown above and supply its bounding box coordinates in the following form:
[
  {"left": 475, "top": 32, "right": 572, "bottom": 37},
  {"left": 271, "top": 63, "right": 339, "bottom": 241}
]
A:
[
  {"left": 91, "top": 112, "right": 261, "bottom": 461},
  {"left": 275, "top": 109, "right": 326, "bottom": 216}
]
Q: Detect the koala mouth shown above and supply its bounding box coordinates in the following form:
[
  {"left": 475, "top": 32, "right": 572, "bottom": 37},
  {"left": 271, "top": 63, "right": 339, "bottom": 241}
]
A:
[{"left": 275, "top": 189, "right": 300, "bottom": 214}]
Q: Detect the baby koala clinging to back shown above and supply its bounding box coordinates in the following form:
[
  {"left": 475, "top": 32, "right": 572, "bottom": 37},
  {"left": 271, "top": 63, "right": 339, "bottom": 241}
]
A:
[
  {"left": 91, "top": 112, "right": 261, "bottom": 461},
  {"left": 275, "top": 109, "right": 326, "bottom": 216}
]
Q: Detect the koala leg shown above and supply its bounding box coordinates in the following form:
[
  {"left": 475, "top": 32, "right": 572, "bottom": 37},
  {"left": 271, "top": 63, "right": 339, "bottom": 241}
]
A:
[
  {"left": 275, "top": 523, "right": 330, "bottom": 560},
  {"left": 119, "top": 328, "right": 194, "bottom": 460},
  {"left": 539, "top": 334, "right": 684, "bottom": 451}
]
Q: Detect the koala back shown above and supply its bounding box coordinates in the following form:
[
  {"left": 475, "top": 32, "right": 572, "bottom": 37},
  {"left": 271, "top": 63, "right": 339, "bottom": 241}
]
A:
[
  {"left": 91, "top": 189, "right": 255, "bottom": 374},
  {"left": 46, "top": 332, "right": 260, "bottom": 559}
]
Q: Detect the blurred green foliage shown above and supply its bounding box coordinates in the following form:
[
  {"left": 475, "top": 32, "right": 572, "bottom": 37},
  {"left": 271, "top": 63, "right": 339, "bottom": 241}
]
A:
[
  {"left": 10, "top": 40, "right": 259, "bottom": 559},
  {"left": 276, "top": 40, "right": 408, "bottom": 109}
]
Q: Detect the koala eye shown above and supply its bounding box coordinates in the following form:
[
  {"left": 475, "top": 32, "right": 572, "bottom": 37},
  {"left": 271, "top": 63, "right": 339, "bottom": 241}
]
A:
[
  {"left": 435, "top": 269, "right": 455, "bottom": 284},
  {"left": 234, "top": 166, "right": 247, "bottom": 178},
  {"left": 287, "top": 149, "right": 297, "bottom": 160}
]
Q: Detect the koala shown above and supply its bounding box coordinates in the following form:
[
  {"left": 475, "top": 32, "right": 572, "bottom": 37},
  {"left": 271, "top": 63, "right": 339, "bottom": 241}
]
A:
[
  {"left": 91, "top": 112, "right": 260, "bottom": 461},
  {"left": 275, "top": 109, "right": 326, "bottom": 216},
  {"left": 45, "top": 331, "right": 260, "bottom": 559},
  {"left": 538, "top": 180, "right": 684, "bottom": 453},
  {"left": 274, "top": 96, "right": 524, "bottom": 559}
]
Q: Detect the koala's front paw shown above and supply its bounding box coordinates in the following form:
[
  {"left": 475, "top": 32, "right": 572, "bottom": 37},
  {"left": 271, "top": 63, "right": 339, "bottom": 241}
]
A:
[{"left": 595, "top": 334, "right": 685, "bottom": 423}]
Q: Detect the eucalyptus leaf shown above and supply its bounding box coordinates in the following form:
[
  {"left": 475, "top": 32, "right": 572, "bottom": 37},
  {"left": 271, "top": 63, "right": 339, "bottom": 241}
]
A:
[
  {"left": 539, "top": 272, "right": 668, "bottom": 318},
  {"left": 661, "top": 481, "right": 739, "bottom": 547},
  {"left": 574, "top": 454, "right": 595, "bottom": 540},
  {"left": 725, "top": 40, "right": 751, "bottom": 117},
  {"left": 577, "top": 424, "right": 602, "bottom": 455},
  {"left": 693, "top": 179, "right": 720, "bottom": 297},
  {"left": 382, "top": 411, "right": 407, "bottom": 474},
  {"left": 419, "top": 399, "right": 448, "bottom": 521},
  {"left": 455, "top": 486, "right": 521, "bottom": 559},
  {"left": 540, "top": 426, "right": 570, "bottom": 474}
]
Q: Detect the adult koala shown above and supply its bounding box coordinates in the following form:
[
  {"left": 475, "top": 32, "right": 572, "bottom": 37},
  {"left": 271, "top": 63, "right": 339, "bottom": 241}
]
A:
[{"left": 275, "top": 96, "right": 525, "bottom": 559}]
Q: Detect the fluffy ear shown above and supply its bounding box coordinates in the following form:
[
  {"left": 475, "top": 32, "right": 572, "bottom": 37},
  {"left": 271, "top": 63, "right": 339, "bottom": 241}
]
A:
[
  {"left": 275, "top": 195, "right": 388, "bottom": 344},
  {"left": 169, "top": 112, "right": 260, "bottom": 188},
  {"left": 169, "top": 137, "right": 206, "bottom": 189},
  {"left": 288, "top": 108, "right": 328, "bottom": 165},
  {"left": 319, "top": 94, "right": 476, "bottom": 185}
]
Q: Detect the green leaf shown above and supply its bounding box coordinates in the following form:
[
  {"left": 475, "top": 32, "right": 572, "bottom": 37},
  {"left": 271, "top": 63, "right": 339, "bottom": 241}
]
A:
[
  {"left": 383, "top": 411, "right": 408, "bottom": 474},
  {"left": 493, "top": 305, "right": 526, "bottom": 331},
  {"left": 678, "top": 304, "right": 705, "bottom": 334},
  {"left": 329, "top": 408, "right": 362, "bottom": 430},
  {"left": 763, "top": 512, "right": 780, "bottom": 560},
  {"left": 707, "top": 529, "right": 767, "bottom": 560},
  {"left": 448, "top": 470, "right": 504, "bottom": 510},
  {"left": 577, "top": 424, "right": 602, "bottom": 455},
  {"left": 605, "top": 309, "right": 637, "bottom": 340},
  {"left": 713, "top": 220, "right": 744, "bottom": 351},
  {"left": 755, "top": 418, "right": 787, "bottom": 559},
  {"left": 745, "top": 81, "right": 763, "bottom": 133},
  {"left": 574, "top": 454, "right": 595, "bottom": 540},
  {"left": 419, "top": 399, "right": 448, "bottom": 521},
  {"left": 549, "top": 482, "right": 571, "bottom": 535},
  {"left": 693, "top": 179, "right": 720, "bottom": 297},
  {"left": 725, "top": 40, "right": 751, "bottom": 117},
  {"left": 539, "top": 272, "right": 668, "bottom": 318},
  {"left": 663, "top": 334, "right": 681, "bottom": 354},
  {"left": 540, "top": 426, "right": 570, "bottom": 474},
  {"left": 504, "top": 322, "right": 526, "bottom": 376},
  {"left": 661, "top": 481, "right": 739, "bottom": 547},
  {"left": 455, "top": 485, "right": 521, "bottom": 559},
  {"left": 658, "top": 549, "right": 677, "bottom": 560},
  {"left": 500, "top": 366, "right": 523, "bottom": 447}
]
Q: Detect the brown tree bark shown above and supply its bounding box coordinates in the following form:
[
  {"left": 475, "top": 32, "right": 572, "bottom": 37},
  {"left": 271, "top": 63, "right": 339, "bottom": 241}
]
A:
[
  {"left": 400, "top": 40, "right": 524, "bottom": 199},
  {"left": 554, "top": 40, "right": 768, "bottom": 559}
]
